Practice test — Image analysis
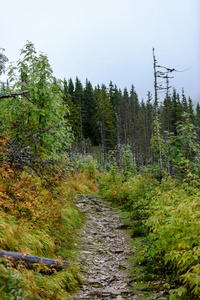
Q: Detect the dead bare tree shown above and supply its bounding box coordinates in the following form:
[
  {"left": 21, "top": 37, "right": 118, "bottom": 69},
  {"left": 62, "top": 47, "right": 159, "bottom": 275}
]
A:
[{"left": 152, "top": 48, "right": 175, "bottom": 170}]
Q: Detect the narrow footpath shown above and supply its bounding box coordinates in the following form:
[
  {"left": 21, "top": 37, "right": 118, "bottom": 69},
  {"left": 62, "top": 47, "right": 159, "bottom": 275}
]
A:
[{"left": 73, "top": 194, "right": 144, "bottom": 300}]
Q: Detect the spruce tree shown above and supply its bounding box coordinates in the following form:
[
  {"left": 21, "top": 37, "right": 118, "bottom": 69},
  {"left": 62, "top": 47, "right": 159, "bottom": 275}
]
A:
[{"left": 83, "top": 79, "right": 99, "bottom": 145}]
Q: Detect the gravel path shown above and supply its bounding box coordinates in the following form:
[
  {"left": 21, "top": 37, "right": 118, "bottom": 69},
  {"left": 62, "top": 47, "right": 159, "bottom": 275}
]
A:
[{"left": 72, "top": 194, "right": 143, "bottom": 300}]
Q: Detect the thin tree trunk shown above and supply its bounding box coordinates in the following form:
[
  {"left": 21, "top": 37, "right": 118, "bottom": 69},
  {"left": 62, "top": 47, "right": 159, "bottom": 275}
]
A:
[
  {"left": 115, "top": 112, "right": 121, "bottom": 169},
  {"left": 153, "top": 48, "right": 163, "bottom": 170}
]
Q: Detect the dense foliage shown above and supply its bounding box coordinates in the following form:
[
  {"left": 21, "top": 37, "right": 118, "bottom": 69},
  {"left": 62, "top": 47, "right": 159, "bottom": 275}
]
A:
[
  {"left": 0, "top": 161, "right": 98, "bottom": 299},
  {"left": 0, "top": 43, "right": 99, "bottom": 299},
  {"left": 0, "top": 42, "right": 72, "bottom": 173},
  {"left": 98, "top": 169, "right": 200, "bottom": 299},
  {"left": 0, "top": 42, "right": 200, "bottom": 299},
  {"left": 63, "top": 77, "right": 200, "bottom": 173}
]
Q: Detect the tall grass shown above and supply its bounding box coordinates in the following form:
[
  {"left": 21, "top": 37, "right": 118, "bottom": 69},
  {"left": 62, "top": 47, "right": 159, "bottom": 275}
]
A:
[{"left": 0, "top": 162, "right": 97, "bottom": 299}]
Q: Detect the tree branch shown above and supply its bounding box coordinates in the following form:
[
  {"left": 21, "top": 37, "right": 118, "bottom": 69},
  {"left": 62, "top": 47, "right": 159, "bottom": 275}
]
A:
[{"left": 0, "top": 90, "right": 30, "bottom": 100}]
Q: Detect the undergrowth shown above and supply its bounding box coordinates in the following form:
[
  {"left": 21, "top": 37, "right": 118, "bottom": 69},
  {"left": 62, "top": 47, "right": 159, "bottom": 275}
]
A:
[
  {"left": 98, "top": 169, "right": 200, "bottom": 299},
  {"left": 0, "top": 161, "right": 98, "bottom": 299}
]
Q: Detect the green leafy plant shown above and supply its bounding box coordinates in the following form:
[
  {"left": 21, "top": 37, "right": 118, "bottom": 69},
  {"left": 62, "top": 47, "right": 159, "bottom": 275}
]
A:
[
  {"left": 0, "top": 41, "right": 73, "bottom": 172},
  {"left": 99, "top": 170, "right": 200, "bottom": 298},
  {"left": 120, "top": 144, "right": 136, "bottom": 178}
]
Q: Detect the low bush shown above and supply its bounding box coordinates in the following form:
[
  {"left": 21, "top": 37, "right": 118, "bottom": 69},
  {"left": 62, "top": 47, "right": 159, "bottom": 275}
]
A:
[
  {"left": 146, "top": 179, "right": 200, "bottom": 297},
  {"left": 0, "top": 162, "right": 97, "bottom": 299},
  {"left": 98, "top": 171, "right": 200, "bottom": 299}
]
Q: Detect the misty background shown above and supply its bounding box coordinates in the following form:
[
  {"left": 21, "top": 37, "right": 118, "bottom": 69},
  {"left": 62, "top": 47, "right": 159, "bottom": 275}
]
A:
[{"left": 1, "top": 0, "right": 200, "bottom": 103}]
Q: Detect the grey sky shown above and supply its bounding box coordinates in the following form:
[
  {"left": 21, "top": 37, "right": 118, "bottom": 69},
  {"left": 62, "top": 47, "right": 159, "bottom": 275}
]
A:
[{"left": 1, "top": 0, "right": 200, "bottom": 103}]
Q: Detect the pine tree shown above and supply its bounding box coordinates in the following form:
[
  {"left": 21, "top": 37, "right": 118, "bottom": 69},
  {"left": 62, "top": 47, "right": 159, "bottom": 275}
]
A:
[
  {"left": 188, "top": 96, "right": 194, "bottom": 122},
  {"left": 181, "top": 88, "right": 188, "bottom": 115},
  {"left": 162, "top": 93, "right": 172, "bottom": 133},
  {"left": 68, "top": 78, "right": 74, "bottom": 98},
  {"left": 83, "top": 79, "right": 99, "bottom": 145},
  {"left": 171, "top": 89, "right": 182, "bottom": 135},
  {"left": 129, "top": 85, "right": 140, "bottom": 164},
  {"left": 174, "top": 112, "right": 200, "bottom": 180},
  {"left": 96, "top": 84, "right": 115, "bottom": 163},
  {"left": 195, "top": 102, "right": 200, "bottom": 140},
  {"left": 63, "top": 78, "right": 68, "bottom": 95},
  {"left": 63, "top": 78, "right": 80, "bottom": 139},
  {"left": 74, "top": 77, "right": 84, "bottom": 141}
]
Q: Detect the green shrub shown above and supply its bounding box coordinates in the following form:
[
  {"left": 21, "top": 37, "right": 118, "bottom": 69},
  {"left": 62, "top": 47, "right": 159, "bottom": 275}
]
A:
[
  {"left": 99, "top": 171, "right": 200, "bottom": 298},
  {"left": 74, "top": 155, "right": 99, "bottom": 179},
  {"left": 0, "top": 162, "right": 96, "bottom": 299},
  {"left": 146, "top": 181, "right": 200, "bottom": 296},
  {"left": 120, "top": 144, "right": 136, "bottom": 178}
]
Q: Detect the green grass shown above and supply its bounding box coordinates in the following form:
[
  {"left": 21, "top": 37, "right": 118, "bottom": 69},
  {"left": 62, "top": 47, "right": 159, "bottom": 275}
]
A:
[{"left": 0, "top": 162, "right": 98, "bottom": 299}]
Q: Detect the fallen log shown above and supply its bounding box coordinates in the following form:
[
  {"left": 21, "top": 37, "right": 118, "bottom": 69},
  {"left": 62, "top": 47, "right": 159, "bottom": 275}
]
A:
[{"left": 0, "top": 250, "right": 70, "bottom": 271}]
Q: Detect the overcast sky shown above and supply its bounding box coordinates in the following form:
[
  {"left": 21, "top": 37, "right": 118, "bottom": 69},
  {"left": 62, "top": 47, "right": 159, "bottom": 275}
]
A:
[{"left": 1, "top": 0, "right": 200, "bottom": 103}]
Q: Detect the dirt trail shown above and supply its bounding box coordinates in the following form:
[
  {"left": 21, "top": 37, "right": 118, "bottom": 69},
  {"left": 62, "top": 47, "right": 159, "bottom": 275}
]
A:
[{"left": 72, "top": 194, "right": 143, "bottom": 300}]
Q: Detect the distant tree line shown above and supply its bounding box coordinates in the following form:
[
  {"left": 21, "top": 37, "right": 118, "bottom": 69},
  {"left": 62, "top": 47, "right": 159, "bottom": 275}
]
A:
[{"left": 63, "top": 77, "right": 200, "bottom": 170}]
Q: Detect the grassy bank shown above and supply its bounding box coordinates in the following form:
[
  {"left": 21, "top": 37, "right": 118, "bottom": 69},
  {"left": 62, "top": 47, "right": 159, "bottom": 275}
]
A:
[
  {"left": 0, "top": 162, "right": 98, "bottom": 299},
  {"left": 98, "top": 170, "right": 200, "bottom": 299}
]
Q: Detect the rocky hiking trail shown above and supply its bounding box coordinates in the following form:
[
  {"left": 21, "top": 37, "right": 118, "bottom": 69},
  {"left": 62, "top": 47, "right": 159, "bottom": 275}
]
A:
[{"left": 71, "top": 194, "right": 151, "bottom": 300}]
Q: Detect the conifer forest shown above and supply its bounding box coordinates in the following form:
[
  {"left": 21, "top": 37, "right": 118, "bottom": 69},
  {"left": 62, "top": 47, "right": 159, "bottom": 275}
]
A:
[{"left": 0, "top": 42, "right": 199, "bottom": 299}]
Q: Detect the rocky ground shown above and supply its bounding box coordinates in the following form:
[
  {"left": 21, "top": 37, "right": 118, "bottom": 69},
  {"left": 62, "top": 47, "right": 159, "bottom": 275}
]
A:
[{"left": 72, "top": 194, "right": 145, "bottom": 300}]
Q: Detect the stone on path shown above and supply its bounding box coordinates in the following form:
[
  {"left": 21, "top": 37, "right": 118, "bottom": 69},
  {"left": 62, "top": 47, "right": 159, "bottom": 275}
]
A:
[{"left": 72, "top": 194, "right": 143, "bottom": 300}]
